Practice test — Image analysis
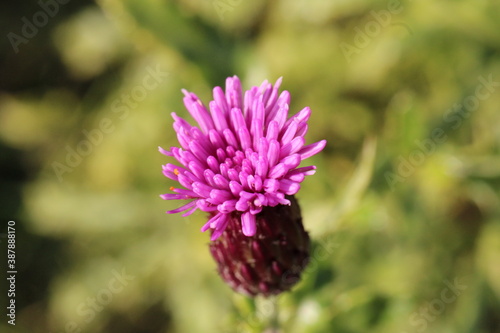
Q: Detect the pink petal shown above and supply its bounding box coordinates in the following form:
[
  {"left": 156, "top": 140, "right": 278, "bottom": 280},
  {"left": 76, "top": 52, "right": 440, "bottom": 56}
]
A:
[
  {"left": 299, "top": 140, "right": 327, "bottom": 159},
  {"left": 166, "top": 200, "right": 197, "bottom": 214},
  {"left": 241, "top": 212, "right": 256, "bottom": 236}
]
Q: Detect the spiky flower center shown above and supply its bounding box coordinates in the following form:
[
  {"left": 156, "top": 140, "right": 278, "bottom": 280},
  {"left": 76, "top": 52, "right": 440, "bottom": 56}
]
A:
[{"left": 160, "top": 76, "right": 326, "bottom": 239}]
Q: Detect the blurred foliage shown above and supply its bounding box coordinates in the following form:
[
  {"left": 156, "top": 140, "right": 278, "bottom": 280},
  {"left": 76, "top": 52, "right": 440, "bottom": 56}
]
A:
[{"left": 1, "top": 0, "right": 500, "bottom": 332}]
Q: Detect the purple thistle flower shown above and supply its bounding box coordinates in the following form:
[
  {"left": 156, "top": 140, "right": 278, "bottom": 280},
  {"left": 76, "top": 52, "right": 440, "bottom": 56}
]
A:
[{"left": 160, "top": 76, "right": 326, "bottom": 241}]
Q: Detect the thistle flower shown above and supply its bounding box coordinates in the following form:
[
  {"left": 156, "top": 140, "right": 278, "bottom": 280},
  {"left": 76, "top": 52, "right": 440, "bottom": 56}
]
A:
[{"left": 160, "top": 76, "right": 326, "bottom": 296}]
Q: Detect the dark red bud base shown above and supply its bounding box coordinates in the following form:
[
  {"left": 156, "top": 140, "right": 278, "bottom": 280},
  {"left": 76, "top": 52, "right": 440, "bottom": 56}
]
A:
[{"left": 209, "top": 196, "right": 310, "bottom": 297}]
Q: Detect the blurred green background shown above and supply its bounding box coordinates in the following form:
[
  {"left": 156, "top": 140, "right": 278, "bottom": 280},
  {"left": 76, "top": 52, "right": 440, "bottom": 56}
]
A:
[{"left": 1, "top": 0, "right": 500, "bottom": 332}]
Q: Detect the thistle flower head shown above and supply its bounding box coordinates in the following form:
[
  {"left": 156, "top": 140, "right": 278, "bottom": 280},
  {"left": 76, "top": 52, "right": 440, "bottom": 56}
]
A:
[{"left": 160, "top": 76, "right": 326, "bottom": 240}]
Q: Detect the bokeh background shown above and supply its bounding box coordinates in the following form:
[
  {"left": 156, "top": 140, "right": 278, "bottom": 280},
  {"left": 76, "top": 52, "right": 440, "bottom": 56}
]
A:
[{"left": 1, "top": 0, "right": 500, "bottom": 332}]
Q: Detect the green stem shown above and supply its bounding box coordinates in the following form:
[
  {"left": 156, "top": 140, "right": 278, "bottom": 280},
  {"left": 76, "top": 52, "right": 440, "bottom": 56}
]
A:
[
  {"left": 269, "top": 298, "right": 279, "bottom": 331},
  {"left": 257, "top": 296, "right": 280, "bottom": 332}
]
